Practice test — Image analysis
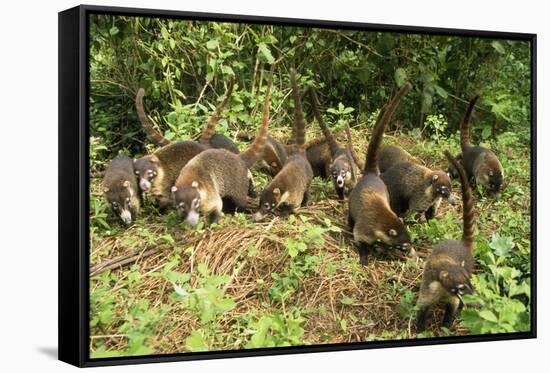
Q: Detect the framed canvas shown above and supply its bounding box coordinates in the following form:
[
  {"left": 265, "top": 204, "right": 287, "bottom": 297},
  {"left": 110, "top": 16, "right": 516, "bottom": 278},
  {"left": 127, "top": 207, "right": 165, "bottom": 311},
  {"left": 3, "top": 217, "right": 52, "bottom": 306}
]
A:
[{"left": 58, "top": 4, "right": 536, "bottom": 367}]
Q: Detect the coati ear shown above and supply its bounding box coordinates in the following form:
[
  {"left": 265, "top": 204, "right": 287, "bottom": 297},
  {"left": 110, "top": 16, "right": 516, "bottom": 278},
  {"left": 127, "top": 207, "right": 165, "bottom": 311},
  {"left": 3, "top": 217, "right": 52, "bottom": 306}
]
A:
[
  {"left": 432, "top": 174, "right": 439, "bottom": 182},
  {"left": 388, "top": 229, "right": 397, "bottom": 237},
  {"left": 271, "top": 162, "right": 278, "bottom": 167},
  {"left": 123, "top": 180, "right": 130, "bottom": 188},
  {"left": 273, "top": 188, "right": 281, "bottom": 199},
  {"left": 150, "top": 156, "right": 159, "bottom": 164},
  {"left": 461, "top": 260, "right": 465, "bottom": 267},
  {"left": 102, "top": 187, "right": 110, "bottom": 193},
  {"left": 191, "top": 181, "right": 199, "bottom": 188},
  {"left": 171, "top": 186, "right": 178, "bottom": 193},
  {"left": 489, "top": 170, "right": 494, "bottom": 176},
  {"left": 439, "top": 270, "right": 449, "bottom": 280}
]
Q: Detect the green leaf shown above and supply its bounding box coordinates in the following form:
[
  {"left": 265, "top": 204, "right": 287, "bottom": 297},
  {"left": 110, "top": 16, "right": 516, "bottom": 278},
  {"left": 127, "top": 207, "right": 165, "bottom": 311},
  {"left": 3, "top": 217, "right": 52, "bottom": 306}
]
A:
[
  {"left": 186, "top": 331, "right": 209, "bottom": 352},
  {"left": 206, "top": 39, "right": 219, "bottom": 50},
  {"left": 161, "top": 27, "right": 169, "bottom": 40},
  {"left": 479, "top": 310, "right": 498, "bottom": 323},
  {"left": 340, "top": 297, "right": 356, "bottom": 305},
  {"left": 394, "top": 68, "right": 408, "bottom": 87},
  {"left": 109, "top": 26, "right": 119, "bottom": 36},
  {"left": 257, "top": 43, "right": 275, "bottom": 64},
  {"left": 434, "top": 85, "right": 448, "bottom": 99},
  {"left": 491, "top": 41, "right": 506, "bottom": 54},
  {"left": 490, "top": 234, "right": 514, "bottom": 257}
]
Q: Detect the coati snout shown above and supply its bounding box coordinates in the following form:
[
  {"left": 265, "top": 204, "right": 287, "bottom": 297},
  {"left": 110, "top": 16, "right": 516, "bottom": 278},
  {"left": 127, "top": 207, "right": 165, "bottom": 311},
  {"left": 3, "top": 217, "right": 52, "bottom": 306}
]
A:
[
  {"left": 331, "top": 158, "right": 353, "bottom": 192},
  {"left": 171, "top": 182, "right": 202, "bottom": 226},
  {"left": 134, "top": 155, "right": 159, "bottom": 192},
  {"left": 104, "top": 181, "right": 139, "bottom": 226},
  {"left": 431, "top": 172, "right": 456, "bottom": 204}
]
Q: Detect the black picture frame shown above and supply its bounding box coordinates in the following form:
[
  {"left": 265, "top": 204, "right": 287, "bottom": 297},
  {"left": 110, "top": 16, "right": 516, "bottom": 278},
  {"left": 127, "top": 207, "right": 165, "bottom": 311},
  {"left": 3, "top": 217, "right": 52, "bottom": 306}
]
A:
[{"left": 58, "top": 4, "right": 537, "bottom": 368}]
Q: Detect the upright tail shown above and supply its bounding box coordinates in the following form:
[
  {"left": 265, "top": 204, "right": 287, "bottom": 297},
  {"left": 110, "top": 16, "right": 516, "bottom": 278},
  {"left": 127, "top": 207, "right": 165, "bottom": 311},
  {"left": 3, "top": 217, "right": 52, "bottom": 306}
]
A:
[
  {"left": 364, "top": 82, "right": 412, "bottom": 174},
  {"left": 309, "top": 89, "right": 340, "bottom": 157},
  {"left": 240, "top": 66, "right": 274, "bottom": 168},
  {"left": 444, "top": 150, "right": 475, "bottom": 249},
  {"left": 345, "top": 123, "right": 364, "bottom": 172},
  {"left": 460, "top": 95, "right": 480, "bottom": 152},
  {"left": 136, "top": 88, "right": 171, "bottom": 146},
  {"left": 200, "top": 79, "right": 234, "bottom": 144},
  {"left": 290, "top": 68, "right": 307, "bottom": 151}
]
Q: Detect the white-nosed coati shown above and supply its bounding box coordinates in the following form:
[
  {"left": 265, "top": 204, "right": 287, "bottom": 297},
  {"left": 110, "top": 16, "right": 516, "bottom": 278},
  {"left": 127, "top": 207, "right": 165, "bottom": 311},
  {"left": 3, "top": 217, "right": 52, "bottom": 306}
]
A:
[
  {"left": 258, "top": 136, "right": 288, "bottom": 176},
  {"left": 136, "top": 82, "right": 239, "bottom": 153},
  {"left": 134, "top": 83, "right": 246, "bottom": 208},
  {"left": 305, "top": 139, "right": 332, "bottom": 178},
  {"left": 378, "top": 144, "right": 422, "bottom": 173},
  {"left": 102, "top": 155, "right": 142, "bottom": 226},
  {"left": 381, "top": 162, "right": 456, "bottom": 221},
  {"left": 456, "top": 95, "right": 504, "bottom": 198},
  {"left": 253, "top": 68, "right": 313, "bottom": 221},
  {"left": 416, "top": 150, "right": 476, "bottom": 333},
  {"left": 348, "top": 83, "right": 412, "bottom": 265},
  {"left": 309, "top": 90, "right": 358, "bottom": 200},
  {"left": 171, "top": 66, "right": 274, "bottom": 225}
]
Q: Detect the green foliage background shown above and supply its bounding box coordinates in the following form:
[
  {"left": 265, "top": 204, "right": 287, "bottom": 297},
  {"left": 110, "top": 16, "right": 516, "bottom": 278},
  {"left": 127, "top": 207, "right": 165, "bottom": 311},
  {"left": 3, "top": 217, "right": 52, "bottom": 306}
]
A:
[{"left": 89, "top": 14, "right": 532, "bottom": 357}]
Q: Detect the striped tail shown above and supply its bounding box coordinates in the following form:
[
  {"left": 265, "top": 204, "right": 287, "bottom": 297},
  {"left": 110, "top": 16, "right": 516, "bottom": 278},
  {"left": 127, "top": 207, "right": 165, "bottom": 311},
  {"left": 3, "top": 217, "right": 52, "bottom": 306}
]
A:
[
  {"left": 309, "top": 89, "right": 340, "bottom": 157},
  {"left": 290, "top": 68, "right": 307, "bottom": 151},
  {"left": 444, "top": 150, "right": 475, "bottom": 249},
  {"left": 200, "top": 79, "right": 234, "bottom": 144},
  {"left": 460, "top": 95, "right": 480, "bottom": 152},
  {"left": 136, "top": 88, "right": 171, "bottom": 146},
  {"left": 364, "top": 82, "right": 412, "bottom": 174},
  {"left": 240, "top": 66, "right": 274, "bottom": 168},
  {"left": 345, "top": 123, "right": 364, "bottom": 172}
]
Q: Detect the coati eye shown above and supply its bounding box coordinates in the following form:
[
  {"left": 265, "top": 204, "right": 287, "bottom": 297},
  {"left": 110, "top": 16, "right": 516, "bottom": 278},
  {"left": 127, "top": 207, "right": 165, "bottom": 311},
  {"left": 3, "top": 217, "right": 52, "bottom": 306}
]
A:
[
  {"left": 388, "top": 229, "right": 397, "bottom": 237},
  {"left": 135, "top": 171, "right": 139, "bottom": 175},
  {"left": 457, "top": 284, "right": 465, "bottom": 290},
  {"left": 271, "top": 203, "right": 276, "bottom": 207},
  {"left": 264, "top": 202, "right": 271, "bottom": 209}
]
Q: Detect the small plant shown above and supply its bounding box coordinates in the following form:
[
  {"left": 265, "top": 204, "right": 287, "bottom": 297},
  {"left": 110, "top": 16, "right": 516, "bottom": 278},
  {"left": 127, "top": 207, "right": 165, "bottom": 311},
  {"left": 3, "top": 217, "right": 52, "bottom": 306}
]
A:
[
  {"left": 326, "top": 102, "right": 355, "bottom": 130},
  {"left": 422, "top": 114, "right": 448, "bottom": 142}
]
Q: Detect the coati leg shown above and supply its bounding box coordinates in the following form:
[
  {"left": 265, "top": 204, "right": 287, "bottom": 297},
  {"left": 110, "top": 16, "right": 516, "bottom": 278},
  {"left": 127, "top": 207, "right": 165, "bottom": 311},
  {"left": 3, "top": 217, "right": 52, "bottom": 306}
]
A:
[
  {"left": 301, "top": 189, "right": 310, "bottom": 207},
  {"left": 336, "top": 186, "right": 345, "bottom": 200},
  {"left": 442, "top": 297, "right": 461, "bottom": 329},
  {"left": 348, "top": 212, "right": 355, "bottom": 230},
  {"left": 425, "top": 204, "right": 436, "bottom": 220},
  {"left": 207, "top": 210, "right": 221, "bottom": 224},
  {"left": 278, "top": 203, "right": 294, "bottom": 218},
  {"left": 204, "top": 195, "right": 223, "bottom": 225},
  {"left": 416, "top": 307, "right": 429, "bottom": 333},
  {"left": 358, "top": 242, "right": 371, "bottom": 265}
]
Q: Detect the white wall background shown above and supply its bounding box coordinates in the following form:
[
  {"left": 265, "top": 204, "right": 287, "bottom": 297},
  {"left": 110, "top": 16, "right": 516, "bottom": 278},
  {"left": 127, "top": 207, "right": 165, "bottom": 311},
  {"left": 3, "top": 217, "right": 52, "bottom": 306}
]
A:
[{"left": 0, "top": 0, "right": 545, "bottom": 371}]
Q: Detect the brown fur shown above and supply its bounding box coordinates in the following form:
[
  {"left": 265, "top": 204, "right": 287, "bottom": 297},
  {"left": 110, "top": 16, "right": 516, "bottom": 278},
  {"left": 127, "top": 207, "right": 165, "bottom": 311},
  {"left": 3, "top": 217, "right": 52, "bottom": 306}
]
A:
[
  {"left": 199, "top": 80, "right": 234, "bottom": 145},
  {"left": 458, "top": 96, "right": 504, "bottom": 197},
  {"left": 378, "top": 145, "right": 422, "bottom": 173},
  {"left": 348, "top": 83, "right": 412, "bottom": 265},
  {"left": 416, "top": 150, "right": 476, "bottom": 332},
  {"left": 381, "top": 162, "right": 455, "bottom": 221}
]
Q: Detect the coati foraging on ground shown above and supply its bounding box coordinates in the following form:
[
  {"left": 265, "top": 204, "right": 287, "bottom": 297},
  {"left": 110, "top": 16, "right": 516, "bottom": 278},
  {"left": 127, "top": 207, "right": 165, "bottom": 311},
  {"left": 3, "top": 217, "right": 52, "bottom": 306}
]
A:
[
  {"left": 381, "top": 162, "right": 456, "bottom": 221},
  {"left": 416, "top": 150, "right": 476, "bottom": 333},
  {"left": 134, "top": 82, "right": 248, "bottom": 208},
  {"left": 348, "top": 83, "right": 412, "bottom": 265},
  {"left": 102, "top": 155, "right": 141, "bottom": 226},
  {"left": 253, "top": 68, "right": 313, "bottom": 221},
  {"left": 456, "top": 95, "right": 504, "bottom": 198},
  {"left": 378, "top": 144, "right": 423, "bottom": 173},
  {"left": 309, "top": 89, "right": 358, "bottom": 199},
  {"left": 171, "top": 66, "right": 274, "bottom": 225},
  {"left": 135, "top": 82, "right": 239, "bottom": 153}
]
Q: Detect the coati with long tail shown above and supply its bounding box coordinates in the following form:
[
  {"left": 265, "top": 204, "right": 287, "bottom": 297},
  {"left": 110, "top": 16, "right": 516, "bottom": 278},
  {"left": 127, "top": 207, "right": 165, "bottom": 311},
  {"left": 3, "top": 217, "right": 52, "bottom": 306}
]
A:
[
  {"left": 381, "top": 163, "right": 456, "bottom": 221},
  {"left": 136, "top": 82, "right": 239, "bottom": 153},
  {"left": 134, "top": 83, "right": 246, "bottom": 208},
  {"left": 348, "top": 83, "right": 412, "bottom": 265},
  {"left": 309, "top": 90, "right": 358, "bottom": 200},
  {"left": 378, "top": 144, "right": 423, "bottom": 173},
  {"left": 102, "top": 155, "right": 141, "bottom": 226},
  {"left": 456, "top": 95, "right": 504, "bottom": 198},
  {"left": 171, "top": 66, "right": 274, "bottom": 225},
  {"left": 253, "top": 68, "right": 313, "bottom": 221},
  {"left": 416, "top": 150, "right": 476, "bottom": 332}
]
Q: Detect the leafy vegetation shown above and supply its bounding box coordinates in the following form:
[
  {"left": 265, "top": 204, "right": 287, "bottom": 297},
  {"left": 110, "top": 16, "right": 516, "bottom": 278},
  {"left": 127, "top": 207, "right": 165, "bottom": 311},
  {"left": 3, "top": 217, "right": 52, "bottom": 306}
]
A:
[{"left": 89, "top": 15, "right": 532, "bottom": 357}]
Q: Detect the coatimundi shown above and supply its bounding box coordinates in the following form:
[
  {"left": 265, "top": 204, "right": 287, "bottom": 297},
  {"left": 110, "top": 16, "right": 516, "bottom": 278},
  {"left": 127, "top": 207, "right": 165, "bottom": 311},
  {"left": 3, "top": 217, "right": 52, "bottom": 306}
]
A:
[
  {"left": 171, "top": 66, "right": 274, "bottom": 225},
  {"left": 416, "top": 150, "right": 476, "bottom": 333},
  {"left": 102, "top": 155, "right": 141, "bottom": 226},
  {"left": 309, "top": 89, "right": 358, "bottom": 200},
  {"left": 381, "top": 162, "right": 456, "bottom": 221},
  {"left": 253, "top": 68, "right": 313, "bottom": 221},
  {"left": 305, "top": 139, "right": 332, "bottom": 179},
  {"left": 134, "top": 83, "right": 243, "bottom": 208},
  {"left": 348, "top": 83, "right": 412, "bottom": 265},
  {"left": 456, "top": 95, "right": 504, "bottom": 198},
  {"left": 136, "top": 82, "right": 239, "bottom": 153},
  {"left": 378, "top": 144, "right": 422, "bottom": 173}
]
